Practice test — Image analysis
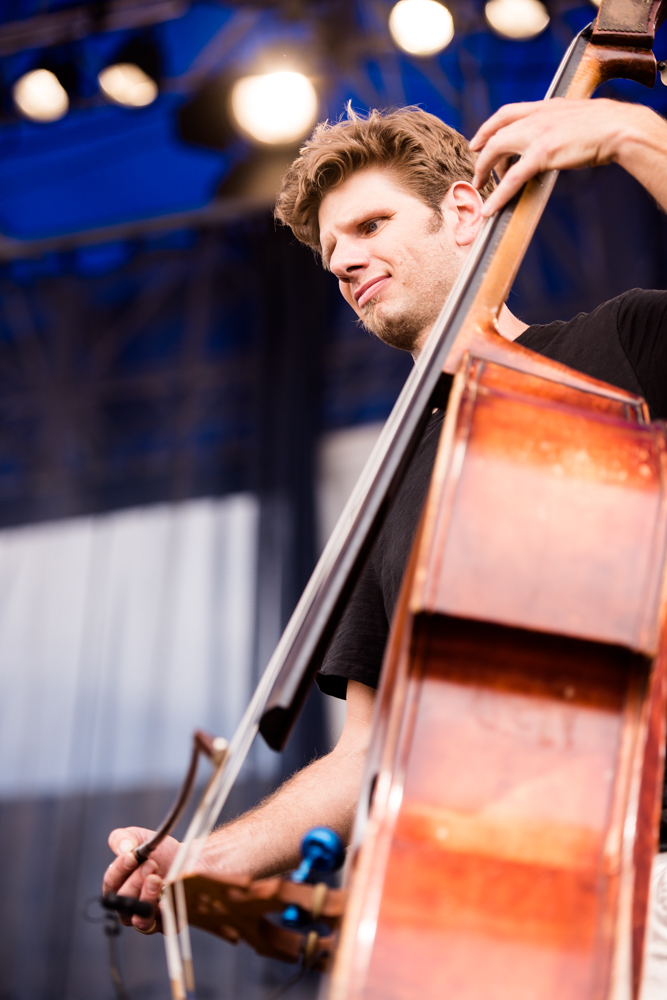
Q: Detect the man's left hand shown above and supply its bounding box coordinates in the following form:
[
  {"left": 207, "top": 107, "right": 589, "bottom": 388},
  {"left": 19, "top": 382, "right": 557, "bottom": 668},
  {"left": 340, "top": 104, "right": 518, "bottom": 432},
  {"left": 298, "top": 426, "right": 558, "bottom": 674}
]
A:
[{"left": 469, "top": 97, "right": 663, "bottom": 216}]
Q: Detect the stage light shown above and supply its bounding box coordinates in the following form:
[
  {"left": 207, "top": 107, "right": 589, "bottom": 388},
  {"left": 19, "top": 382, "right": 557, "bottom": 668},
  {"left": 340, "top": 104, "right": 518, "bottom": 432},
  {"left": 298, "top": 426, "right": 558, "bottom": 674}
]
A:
[
  {"left": 98, "top": 63, "right": 158, "bottom": 108},
  {"left": 484, "top": 0, "right": 550, "bottom": 38},
  {"left": 12, "top": 68, "right": 69, "bottom": 123},
  {"left": 389, "top": 0, "right": 455, "bottom": 56},
  {"left": 230, "top": 71, "right": 318, "bottom": 145}
]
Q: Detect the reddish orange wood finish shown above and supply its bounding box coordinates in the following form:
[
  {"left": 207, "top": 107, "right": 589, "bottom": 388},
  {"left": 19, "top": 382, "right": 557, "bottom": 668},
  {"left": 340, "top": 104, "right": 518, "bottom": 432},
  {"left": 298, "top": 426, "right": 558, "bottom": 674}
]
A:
[
  {"left": 415, "top": 358, "right": 667, "bottom": 651},
  {"left": 329, "top": 354, "right": 667, "bottom": 1000}
]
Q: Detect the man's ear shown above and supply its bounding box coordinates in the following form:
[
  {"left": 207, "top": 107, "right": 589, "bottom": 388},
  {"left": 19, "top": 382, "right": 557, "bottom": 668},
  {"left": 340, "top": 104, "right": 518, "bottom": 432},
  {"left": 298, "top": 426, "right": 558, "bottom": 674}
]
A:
[{"left": 441, "top": 181, "right": 484, "bottom": 248}]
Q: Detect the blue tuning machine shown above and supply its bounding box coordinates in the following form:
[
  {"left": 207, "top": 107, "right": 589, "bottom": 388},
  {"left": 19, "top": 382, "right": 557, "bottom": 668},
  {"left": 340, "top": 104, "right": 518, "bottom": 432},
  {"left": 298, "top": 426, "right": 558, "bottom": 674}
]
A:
[
  {"left": 281, "top": 827, "right": 345, "bottom": 929},
  {"left": 291, "top": 826, "right": 345, "bottom": 883}
]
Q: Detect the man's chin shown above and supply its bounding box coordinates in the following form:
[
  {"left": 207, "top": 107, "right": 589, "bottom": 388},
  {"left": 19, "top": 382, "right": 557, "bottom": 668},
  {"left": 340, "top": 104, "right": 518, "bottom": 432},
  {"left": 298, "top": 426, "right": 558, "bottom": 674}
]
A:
[{"left": 359, "top": 306, "right": 423, "bottom": 354}]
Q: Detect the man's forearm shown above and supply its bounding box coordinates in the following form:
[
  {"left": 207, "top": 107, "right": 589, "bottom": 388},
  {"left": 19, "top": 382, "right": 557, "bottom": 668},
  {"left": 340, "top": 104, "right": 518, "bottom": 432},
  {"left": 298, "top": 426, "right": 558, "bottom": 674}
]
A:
[
  {"left": 614, "top": 104, "right": 667, "bottom": 214},
  {"left": 104, "top": 681, "right": 375, "bottom": 923},
  {"left": 195, "top": 740, "right": 367, "bottom": 880}
]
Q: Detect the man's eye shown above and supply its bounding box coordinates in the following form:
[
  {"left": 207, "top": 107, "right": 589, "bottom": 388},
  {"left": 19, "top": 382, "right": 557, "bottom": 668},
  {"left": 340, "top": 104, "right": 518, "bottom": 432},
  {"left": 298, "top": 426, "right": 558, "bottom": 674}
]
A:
[{"left": 365, "top": 220, "right": 380, "bottom": 234}]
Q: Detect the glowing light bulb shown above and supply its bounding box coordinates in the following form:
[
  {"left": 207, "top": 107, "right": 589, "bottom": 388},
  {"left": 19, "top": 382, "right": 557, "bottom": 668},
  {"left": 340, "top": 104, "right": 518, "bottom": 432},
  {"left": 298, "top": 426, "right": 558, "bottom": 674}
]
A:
[
  {"left": 484, "top": 0, "right": 550, "bottom": 39},
  {"left": 98, "top": 63, "right": 158, "bottom": 108},
  {"left": 13, "top": 68, "right": 69, "bottom": 123},
  {"left": 230, "top": 71, "right": 318, "bottom": 145},
  {"left": 389, "top": 0, "right": 455, "bottom": 56}
]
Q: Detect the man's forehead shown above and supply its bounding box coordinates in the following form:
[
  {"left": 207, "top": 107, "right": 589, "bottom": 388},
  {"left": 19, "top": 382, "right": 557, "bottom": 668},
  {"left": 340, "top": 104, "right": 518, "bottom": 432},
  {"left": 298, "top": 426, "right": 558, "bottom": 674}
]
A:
[{"left": 318, "top": 167, "right": 409, "bottom": 235}]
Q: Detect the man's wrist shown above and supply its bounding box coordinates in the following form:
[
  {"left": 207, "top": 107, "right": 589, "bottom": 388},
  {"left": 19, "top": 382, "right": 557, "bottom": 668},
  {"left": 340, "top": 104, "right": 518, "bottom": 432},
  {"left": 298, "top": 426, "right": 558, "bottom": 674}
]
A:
[
  {"left": 612, "top": 104, "right": 667, "bottom": 172},
  {"left": 188, "top": 827, "right": 248, "bottom": 880},
  {"left": 179, "top": 835, "right": 221, "bottom": 878}
]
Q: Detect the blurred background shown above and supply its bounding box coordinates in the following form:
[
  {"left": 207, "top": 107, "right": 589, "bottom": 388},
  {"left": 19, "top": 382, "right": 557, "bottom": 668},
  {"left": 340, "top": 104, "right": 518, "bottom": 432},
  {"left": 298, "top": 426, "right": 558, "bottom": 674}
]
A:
[{"left": 0, "top": 1, "right": 666, "bottom": 998}]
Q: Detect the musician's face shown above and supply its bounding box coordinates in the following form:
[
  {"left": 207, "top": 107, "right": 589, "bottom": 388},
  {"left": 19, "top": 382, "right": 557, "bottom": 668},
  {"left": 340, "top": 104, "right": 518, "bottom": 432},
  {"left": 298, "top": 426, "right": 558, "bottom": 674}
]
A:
[{"left": 318, "top": 167, "right": 483, "bottom": 356}]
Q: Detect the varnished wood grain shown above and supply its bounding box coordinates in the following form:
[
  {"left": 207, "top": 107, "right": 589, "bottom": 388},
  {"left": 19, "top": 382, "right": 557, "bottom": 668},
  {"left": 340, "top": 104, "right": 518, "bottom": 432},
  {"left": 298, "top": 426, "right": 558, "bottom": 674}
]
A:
[
  {"left": 413, "top": 357, "right": 667, "bottom": 653},
  {"left": 329, "top": 359, "right": 667, "bottom": 1000}
]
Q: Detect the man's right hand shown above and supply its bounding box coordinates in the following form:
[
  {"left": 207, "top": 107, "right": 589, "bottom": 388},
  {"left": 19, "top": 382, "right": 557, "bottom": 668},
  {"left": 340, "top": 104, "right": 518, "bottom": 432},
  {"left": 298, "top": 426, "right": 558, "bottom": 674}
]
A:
[
  {"left": 103, "top": 826, "right": 180, "bottom": 931},
  {"left": 102, "top": 680, "right": 377, "bottom": 925}
]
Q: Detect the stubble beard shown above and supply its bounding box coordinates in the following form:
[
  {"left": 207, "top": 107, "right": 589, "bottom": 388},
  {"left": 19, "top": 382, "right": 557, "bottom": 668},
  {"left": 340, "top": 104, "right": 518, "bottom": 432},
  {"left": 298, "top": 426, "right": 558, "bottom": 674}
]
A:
[
  {"left": 359, "top": 295, "right": 441, "bottom": 353},
  {"left": 358, "top": 219, "right": 464, "bottom": 355}
]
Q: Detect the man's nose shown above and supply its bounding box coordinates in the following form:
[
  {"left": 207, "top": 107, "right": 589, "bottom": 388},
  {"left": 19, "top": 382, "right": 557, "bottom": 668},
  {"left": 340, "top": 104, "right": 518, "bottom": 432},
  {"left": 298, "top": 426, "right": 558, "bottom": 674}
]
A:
[{"left": 329, "top": 239, "right": 368, "bottom": 282}]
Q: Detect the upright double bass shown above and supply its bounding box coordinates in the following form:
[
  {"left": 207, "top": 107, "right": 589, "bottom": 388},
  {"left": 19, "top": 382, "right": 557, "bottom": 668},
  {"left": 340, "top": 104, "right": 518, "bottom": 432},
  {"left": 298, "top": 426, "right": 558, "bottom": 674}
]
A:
[{"left": 117, "top": 3, "right": 667, "bottom": 997}]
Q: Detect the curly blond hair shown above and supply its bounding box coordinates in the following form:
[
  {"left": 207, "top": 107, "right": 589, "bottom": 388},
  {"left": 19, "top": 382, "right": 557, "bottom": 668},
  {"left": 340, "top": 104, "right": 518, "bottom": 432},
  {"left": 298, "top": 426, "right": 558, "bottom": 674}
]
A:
[{"left": 275, "top": 105, "right": 494, "bottom": 256}]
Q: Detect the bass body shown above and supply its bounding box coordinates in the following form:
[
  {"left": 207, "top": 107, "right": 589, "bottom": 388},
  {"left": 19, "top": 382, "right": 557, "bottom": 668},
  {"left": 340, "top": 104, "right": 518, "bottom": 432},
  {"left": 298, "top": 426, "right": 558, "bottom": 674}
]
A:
[{"left": 330, "top": 353, "right": 667, "bottom": 1000}]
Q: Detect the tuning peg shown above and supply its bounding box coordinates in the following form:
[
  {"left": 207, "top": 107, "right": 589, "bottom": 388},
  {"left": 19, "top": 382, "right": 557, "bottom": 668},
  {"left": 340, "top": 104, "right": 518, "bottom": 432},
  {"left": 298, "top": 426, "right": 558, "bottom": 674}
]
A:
[
  {"left": 658, "top": 61, "right": 667, "bottom": 86},
  {"left": 281, "top": 827, "right": 345, "bottom": 928},
  {"left": 281, "top": 904, "right": 306, "bottom": 928},
  {"left": 291, "top": 826, "right": 345, "bottom": 884}
]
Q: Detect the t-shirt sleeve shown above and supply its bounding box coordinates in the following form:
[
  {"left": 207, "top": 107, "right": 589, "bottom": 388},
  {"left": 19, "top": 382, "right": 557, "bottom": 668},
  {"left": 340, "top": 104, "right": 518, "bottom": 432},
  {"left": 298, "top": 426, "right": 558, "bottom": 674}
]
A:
[
  {"left": 316, "top": 554, "right": 389, "bottom": 700},
  {"left": 617, "top": 289, "right": 667, "bottom": 418}
]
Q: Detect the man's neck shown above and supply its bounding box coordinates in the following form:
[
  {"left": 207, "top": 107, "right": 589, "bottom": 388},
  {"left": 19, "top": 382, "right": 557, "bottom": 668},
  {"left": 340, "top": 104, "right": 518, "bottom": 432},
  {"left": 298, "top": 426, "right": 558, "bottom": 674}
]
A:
[
  {"left": 412, "top": 303, "right": 529, "bottom": 363},
  {"left": 498, "top": 304, "right": 529, "bottom": 342}
]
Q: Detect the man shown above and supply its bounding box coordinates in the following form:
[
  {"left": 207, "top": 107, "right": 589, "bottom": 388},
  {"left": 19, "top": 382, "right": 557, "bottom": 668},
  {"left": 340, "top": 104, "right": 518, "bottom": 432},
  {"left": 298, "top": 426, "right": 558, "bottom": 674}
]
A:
[{"left": 104, "top": 97, "right": 667, "bottom": 987}]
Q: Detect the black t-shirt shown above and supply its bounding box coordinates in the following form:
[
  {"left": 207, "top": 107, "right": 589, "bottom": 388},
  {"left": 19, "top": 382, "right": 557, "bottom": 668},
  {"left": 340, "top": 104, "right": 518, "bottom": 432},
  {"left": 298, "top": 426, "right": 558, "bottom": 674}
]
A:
[{"left": 318, "top": 288, "right": 667, "bottom": 700}]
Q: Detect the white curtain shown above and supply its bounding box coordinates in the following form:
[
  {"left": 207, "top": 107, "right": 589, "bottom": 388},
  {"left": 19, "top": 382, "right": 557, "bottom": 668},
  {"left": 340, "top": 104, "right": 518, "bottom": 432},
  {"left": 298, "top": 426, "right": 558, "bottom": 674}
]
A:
[
  {"left": 0, "top": 495, "right": 259, "bottom": 799},
  {"left": 0, "top": 424, "right": 389, "bottom": 800}
]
